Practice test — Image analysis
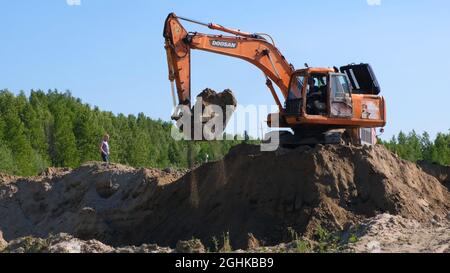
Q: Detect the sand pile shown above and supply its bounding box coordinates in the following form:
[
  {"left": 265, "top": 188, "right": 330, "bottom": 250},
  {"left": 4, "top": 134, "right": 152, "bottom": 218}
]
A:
[
  {"left": 0, "top": 145, "right": 448, "bottom": 250},
  {"left": 0, "top": 163, "right": 185, "bottom": 246},
  {"left": 137, "top": 144, "right": 449, "bottom": 249},
  {"left": 418, "top": 161, "right": 450, "bottom": 190}
]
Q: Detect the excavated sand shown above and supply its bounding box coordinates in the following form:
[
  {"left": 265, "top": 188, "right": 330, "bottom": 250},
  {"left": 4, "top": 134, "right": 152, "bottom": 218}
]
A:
[
  {"left": 0, "top": 145, "right": 449, "bottom": 250},
  {"left": 418, "top": 161, "right": 450, "bottom": 191},
  {"left": 180, "top": 88, "right": 237, "bottom": 140}
]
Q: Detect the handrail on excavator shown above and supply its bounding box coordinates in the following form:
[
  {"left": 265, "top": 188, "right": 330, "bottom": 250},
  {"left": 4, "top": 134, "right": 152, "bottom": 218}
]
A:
[{"left": 173, "top": 13, "right": 258, "bottom": 39}]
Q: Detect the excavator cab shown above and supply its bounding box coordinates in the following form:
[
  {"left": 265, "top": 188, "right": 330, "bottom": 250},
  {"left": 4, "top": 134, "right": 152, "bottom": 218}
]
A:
[
  {"left": 276, "top": 64, "right": 385, "bottom": 145},
  {"left": 286, "top": 68, "right": 353, "bottom": 118},
  {"left": 284, "top": 64, "right": 382, "bottom": 120}
]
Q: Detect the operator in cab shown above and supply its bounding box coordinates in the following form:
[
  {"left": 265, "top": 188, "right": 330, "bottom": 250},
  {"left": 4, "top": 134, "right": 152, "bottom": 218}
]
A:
[{"left": 306, "top": 76, "right": 327, "bottom": 115}]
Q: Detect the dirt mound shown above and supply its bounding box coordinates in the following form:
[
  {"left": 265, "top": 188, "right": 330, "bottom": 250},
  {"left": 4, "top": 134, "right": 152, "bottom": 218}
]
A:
[
  {"left": 138, "top": 144, "right": 449, "bottom": 248},
  {"left": 418, "top": 161, "right": 450, "bottom": 190},
  {"left": 0, "top": 145, "right": 448, "bottom": 250},
  {"left": 0, "top": 162, "right": 185, "bottom": 245}
]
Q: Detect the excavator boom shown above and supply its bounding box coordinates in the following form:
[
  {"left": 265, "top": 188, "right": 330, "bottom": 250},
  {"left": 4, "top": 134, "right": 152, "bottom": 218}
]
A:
[{"left": 164, "top": 13, "right": 293, "bottom": 109}]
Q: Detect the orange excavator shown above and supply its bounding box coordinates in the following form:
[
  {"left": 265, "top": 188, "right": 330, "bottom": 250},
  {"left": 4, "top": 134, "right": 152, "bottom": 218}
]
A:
[{"left": 164, "top": 13, "right": 386, "bottom": 146}]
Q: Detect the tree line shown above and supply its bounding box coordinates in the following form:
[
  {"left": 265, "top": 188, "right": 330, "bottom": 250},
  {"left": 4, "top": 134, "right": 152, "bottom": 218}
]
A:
[
  {"left": 379, "top": 130, "right": 450, "bottom": 166},
  {"left": 0, "top": 90, "right": 250, "bottom": 176},
  {"left": 0, "top": 90, "right": 448, "bottom": 176}
]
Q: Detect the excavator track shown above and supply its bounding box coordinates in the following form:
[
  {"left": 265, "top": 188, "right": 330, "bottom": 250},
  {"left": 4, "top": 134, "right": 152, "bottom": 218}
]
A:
[{"left": 264, "top": 128, "right": 355, "bottom": 149}]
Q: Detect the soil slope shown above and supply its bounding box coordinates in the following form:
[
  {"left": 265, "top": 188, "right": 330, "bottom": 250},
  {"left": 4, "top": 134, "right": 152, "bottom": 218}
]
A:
[{"left": 0, "top": 144, "right": 448, "bottom": 250}]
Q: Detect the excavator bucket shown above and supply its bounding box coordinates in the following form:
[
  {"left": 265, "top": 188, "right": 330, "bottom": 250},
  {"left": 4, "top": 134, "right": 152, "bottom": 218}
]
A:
[{"left": 176, "top": 88, "right": 237, "bottom": 140}]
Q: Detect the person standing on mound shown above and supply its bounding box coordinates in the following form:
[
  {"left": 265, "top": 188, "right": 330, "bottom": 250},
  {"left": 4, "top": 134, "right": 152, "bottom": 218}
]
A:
[{"left": 100, "top": 133, "right": 110, "bottom": 164}]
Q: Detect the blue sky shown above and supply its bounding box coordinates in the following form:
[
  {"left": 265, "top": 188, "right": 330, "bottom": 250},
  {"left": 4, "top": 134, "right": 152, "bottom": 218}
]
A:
[{"left": 0, "top": 0, "right": 449, "bottom": 140}]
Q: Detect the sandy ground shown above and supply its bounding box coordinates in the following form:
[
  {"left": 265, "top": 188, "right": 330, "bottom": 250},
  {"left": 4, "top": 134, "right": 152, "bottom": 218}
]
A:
[
  {"left": 1, "top": 213, "right": 449, "bottom": 253},
  {"left": 347, "top": 214, "right": 450, "bottom": 253}
]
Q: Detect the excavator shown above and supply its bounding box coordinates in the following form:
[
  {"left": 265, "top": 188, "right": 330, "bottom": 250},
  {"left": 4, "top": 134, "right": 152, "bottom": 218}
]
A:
[{"left": 163, "top": 13, "right": 386, "bottom": 146}]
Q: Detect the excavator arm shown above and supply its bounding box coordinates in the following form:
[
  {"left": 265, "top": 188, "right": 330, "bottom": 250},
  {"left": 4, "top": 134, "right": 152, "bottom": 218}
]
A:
[{"left": 163, "top": 13, "right": 294, "bottom": 110}]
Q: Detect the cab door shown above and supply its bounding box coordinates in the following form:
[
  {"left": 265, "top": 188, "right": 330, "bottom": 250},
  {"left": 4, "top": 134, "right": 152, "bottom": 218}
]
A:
[
  {"left": 328, "top": 73, "right": 353, "bottom": 118},
  {"left": 285, "top": 73, "right": 306, "bottom": 115}
]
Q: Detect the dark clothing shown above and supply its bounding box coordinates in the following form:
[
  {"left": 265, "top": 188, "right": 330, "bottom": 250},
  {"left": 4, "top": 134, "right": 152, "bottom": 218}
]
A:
[
  {"left": 306, "top": 85, "right": 328, "bottom": 115},
  {"left": 101, "top": 152, "right": 109, "bottom": 163},
  {"left": 100, "top": 140, "right": 110, "bottom": 163}
]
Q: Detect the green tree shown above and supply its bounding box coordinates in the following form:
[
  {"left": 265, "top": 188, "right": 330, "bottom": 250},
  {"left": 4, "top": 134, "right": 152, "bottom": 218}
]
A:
[
  {"left": 382, "top": 130, "right": 450, "bottom": 166},
  {"left": 53, "top": 108, "right": 79, "bottom": 167},
  {"left": 0, "top": 141, "right": 15, "bottom": 174},
  {"left": 74, "top": 109, "right": 101, "bottom": 163},
  {"left": 420, "top": 132, "right": 433, "bottom": 162},
  {"left": 0, "top": 91, "right": 40, "bottom": 175},
  {"left": 432, "top": 133, "right": 450, "bottom": 165}
]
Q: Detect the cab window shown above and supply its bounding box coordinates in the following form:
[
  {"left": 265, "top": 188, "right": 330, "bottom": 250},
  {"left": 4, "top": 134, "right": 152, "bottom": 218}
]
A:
[
  {"left": 307, "top": 75, "right": 328, "bottom": 95},
  {"left": 329, "top": 74, "right": 353, "bottom": 118},
  {"left": 330, "top": 74, "right": 352, "bottom": 102},
  {"left": 305, "top": 74, "right": 328, "bottom": 115},
  {"left": 288, "top": 75, "right": 305, "bottom": 99}
]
